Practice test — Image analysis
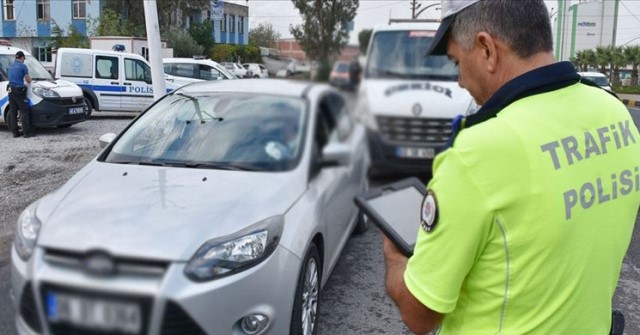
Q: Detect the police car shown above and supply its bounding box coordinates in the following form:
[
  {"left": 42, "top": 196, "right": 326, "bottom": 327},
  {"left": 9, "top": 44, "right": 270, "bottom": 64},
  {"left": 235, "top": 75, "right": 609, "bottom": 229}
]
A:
[{"left": 0, "top": 45, "right": 88, "bottom": 128}]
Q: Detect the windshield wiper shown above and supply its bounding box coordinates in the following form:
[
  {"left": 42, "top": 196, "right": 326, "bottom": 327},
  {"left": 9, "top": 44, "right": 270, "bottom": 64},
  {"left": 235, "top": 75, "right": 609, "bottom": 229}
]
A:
[{"left": 186, "top": 162, "right": 261, "bottom": 171}]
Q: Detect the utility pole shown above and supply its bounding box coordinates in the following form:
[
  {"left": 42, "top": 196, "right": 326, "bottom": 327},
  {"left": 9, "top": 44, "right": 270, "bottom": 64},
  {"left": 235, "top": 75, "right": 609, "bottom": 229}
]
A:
[
  {"left": 143, "top": 0, "right": 166, "bottom": 101},
  {"left": 410, "top": 0, "right": 422, "bottom": 19}
]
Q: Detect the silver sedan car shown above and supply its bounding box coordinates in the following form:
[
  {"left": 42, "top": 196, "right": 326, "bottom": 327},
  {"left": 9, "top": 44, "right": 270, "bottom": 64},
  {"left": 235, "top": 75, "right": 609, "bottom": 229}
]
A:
[{"left": 11, "top": 79, "right": 369, "bottom": 335}]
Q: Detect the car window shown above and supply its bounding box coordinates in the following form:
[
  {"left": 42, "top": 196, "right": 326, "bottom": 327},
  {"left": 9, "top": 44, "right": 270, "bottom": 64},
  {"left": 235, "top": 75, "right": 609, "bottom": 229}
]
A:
[
  {"left": 104, "top": 93, "right": 308, "bottom": 172},
  {"left": 125, "top": 58, "right": 151, "bottom": 83},
  {"left": 96, "top": 56, "right": 118, "bottom": 80},
  {"left": 242, "top": 64, "right": 249, "bottom": 69},
  {"left": 197, "top": 65, "right": 221, "bottom": 80}
]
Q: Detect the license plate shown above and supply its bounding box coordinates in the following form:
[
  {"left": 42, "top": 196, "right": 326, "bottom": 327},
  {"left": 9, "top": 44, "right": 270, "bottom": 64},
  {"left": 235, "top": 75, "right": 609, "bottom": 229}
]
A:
[
  {"left": 68, "top": 107, "right": 84, "bottom": 115},
  {"left": 46, "top": 292, "right": 142, "bottom": 334},
  {"left": 396, "top": 147, "right": 435, "bottom": 159}
]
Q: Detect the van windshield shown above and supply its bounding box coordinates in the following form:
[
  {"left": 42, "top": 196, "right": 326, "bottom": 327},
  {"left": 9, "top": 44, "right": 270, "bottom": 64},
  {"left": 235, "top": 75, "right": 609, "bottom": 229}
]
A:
[
  {"left": 0, "top": 54, "right": 53, "bottom": 81},
  {"left": 366, "top": 30, "right": 458, "bottom": 81}
]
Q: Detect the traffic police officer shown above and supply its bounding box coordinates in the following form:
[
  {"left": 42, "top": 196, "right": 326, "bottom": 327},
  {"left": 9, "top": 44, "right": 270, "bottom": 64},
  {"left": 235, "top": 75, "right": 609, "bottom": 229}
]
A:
[
  {"left": 8, "top": 51, "right": 33, "bottom": 138},
  {"left": 382, "top": 0, "right": 640, "bottom": 334}
]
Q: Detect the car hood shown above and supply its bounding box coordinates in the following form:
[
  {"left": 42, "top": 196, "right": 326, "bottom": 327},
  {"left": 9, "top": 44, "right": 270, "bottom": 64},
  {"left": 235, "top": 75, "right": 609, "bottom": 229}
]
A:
[
  {"left": 32, "top": 79, "right": 83, "bottom": 97},
  {"left": 362, "top": 79, "right": 473, "bottom": 119},
  {"left": 36, "top": 161, "right": 304, "bottom": 261}
]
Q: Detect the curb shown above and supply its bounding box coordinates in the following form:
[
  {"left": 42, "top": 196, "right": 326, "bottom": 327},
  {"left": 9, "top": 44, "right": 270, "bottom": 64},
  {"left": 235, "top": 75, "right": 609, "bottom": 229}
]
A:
[{"left": 621, "top": 99, "right": 640, "bottom": 108}]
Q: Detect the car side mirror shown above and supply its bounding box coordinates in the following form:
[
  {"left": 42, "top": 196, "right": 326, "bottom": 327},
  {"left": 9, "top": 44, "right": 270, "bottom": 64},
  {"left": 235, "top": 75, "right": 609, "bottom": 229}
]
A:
[
  {"left": 99, "top": 133, "right": 117, "bottom": 149},
  {"left": 320, "top": 142, "right": 351, "bottom": 168}
]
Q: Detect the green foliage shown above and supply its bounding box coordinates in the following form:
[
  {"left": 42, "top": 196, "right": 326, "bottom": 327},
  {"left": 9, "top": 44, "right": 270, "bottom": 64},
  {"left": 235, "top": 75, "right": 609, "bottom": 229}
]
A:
[
  {"left": 51, "top": 20, "right": 89, "bottom": 50},
  {"left": 166, "top": 27, "right": 203, "bottom": 57},
  {"left": 249, "top": 23, "right": 281, "bottom": 48},
  {"left": 315, "top": 60, "right": 332, "bottom": 82},
  {"left": 96, "top": 8, "right": 132, "bottom": 36},
  {"left": 189, "top": 20, "right": 215, "bottom": 56},
  {"left": 612, "top": 85, "right": 640, "bottom": 95},
  {"left": 290, "top": 0, "right": 359, "bottom": 79},
  {"left": 358, "top": 29, "right": 372, "bottom": 54},
  {"left": 210, "top": 44, "right": 262, "bottom": 63},
  {"left": 623, "top": 46, "right": 640, "bottom": 86}
]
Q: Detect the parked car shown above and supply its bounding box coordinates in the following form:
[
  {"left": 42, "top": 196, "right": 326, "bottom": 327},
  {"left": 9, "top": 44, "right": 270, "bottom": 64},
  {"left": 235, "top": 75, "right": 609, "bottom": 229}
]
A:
[
  {"left": 0, "top": 46, "right": 88, "bottom": 128},
  {"left": 55, "top": 47, "right": 179, "bottom": 113},
  {"left": 329, "top": 61, "right": 353, "bottom": 90},
  {"left": 11, "top": 79, "right": 369, "bottom": 335},
  {"left": 221, "top": 62, "right": 251, "bottom": 78},
  {"left": 163, "top": 58, "right": 236, "bottom": 87},
  {"left": 578, "top": 71, "right": 612, "bottom": 91},
  {"left": 243, "top": 63, "right": 269, "bottom": 78}
]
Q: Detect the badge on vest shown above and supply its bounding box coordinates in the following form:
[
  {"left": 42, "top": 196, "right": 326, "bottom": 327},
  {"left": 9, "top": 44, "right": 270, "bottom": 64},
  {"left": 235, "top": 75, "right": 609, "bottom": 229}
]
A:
[{"left": 421, "top": 190, "right": 438, "bottom": 233}]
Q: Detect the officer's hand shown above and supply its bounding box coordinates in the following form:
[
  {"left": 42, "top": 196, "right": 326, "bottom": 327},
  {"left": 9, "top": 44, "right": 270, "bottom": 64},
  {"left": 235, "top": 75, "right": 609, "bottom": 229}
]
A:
[{"left": 382, "top": 233, "right": 407, "bottom": 266}]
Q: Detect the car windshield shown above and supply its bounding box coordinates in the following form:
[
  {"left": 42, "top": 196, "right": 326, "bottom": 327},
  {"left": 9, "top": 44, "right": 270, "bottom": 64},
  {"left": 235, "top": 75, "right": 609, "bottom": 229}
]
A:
[
  {"left": 0, "top": 54, "right": 53, "bottom": 81},
  {"left": 584, "top": 75, "right": 610, "bottom": 86},
  {"left": 366, "top": 30, "right": 458, "bottom": 80},
  {"left": 104, "top": 92, "right": 307, "bottom": 172},
  {"left": 335, "top": 63, "right": 349, "bottom": 72}
]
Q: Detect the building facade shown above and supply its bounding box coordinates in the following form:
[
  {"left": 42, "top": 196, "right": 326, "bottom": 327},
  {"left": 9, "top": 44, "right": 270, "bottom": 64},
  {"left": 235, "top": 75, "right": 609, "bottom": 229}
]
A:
[
  {"left": 0, "top": 0, "right": 247, "bottom": 68},
  {"left": 553, "top": 0, "right": 619, "bottom": 61}
]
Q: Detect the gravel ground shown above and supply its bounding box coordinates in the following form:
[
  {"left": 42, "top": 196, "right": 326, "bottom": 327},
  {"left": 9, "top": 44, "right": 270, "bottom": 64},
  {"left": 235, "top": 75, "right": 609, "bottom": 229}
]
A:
[{"left": 0, "top": 113, "right": 136, "bottom": 268}]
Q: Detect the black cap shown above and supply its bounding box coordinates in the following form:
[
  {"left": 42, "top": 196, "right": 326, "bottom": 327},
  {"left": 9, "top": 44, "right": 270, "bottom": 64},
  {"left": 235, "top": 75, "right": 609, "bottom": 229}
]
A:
[
  {"left": 426, "top": 0, "right": 482, "bottom": 56},
  {"left": 15, "top": 51, "right": 25, "bottom": 59}
]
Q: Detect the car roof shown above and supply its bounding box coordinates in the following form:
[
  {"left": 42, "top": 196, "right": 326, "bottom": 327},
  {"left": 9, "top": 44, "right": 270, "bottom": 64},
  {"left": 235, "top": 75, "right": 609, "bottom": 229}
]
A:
[
  {"left": 0, "top": 45, "right": 29, "bottom": 56},
  {"left": 373, "top": 22, "right": 441, "bottom": 32},
  {"left": 578, "top": 71, "right": 606, "bottom": 77},
  {"left": 175, "top": 79, "right": 327, "bottom": 99},
  {"left": 163, "top": 58, "right": 222, "bottom": 66}
]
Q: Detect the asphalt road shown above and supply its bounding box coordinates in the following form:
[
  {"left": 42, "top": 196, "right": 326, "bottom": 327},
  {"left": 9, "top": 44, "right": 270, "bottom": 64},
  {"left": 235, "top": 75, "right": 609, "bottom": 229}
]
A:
[{"left": 1, "top": 106, "right": 639, "bottom": 335}]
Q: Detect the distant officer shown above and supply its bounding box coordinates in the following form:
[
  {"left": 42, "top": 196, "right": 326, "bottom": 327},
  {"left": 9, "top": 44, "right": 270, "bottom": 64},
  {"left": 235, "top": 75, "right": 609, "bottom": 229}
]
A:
[
  {"left": 382, "top": 0, "right": 640, "bottom": 334},
  {"left": 8, "top": 51, "right": 33, "bottom": 138}
]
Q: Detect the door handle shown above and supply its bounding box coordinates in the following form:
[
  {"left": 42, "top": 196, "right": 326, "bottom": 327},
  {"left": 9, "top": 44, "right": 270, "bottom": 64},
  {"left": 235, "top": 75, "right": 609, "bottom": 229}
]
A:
[
  {"left": 123, "top": 82, "right": 132, "bottom": 86},
  {"left": 110, "top": 81, "right": 119, "bottom": 85}
]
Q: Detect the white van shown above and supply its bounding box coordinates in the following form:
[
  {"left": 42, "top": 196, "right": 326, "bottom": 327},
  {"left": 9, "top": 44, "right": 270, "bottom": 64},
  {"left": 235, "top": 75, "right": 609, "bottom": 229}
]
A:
[
  {"left": 355, "top": 22, "right": 476, "bottom": 177},
  {"left": 0, "top": 46, "right": 88, "bottom": 128},
  {"left": 163, "top": 58, "right": 236, "bottom": 87},
  {"left": 55, "top": 48, "right": 178, "bottom": 113}
]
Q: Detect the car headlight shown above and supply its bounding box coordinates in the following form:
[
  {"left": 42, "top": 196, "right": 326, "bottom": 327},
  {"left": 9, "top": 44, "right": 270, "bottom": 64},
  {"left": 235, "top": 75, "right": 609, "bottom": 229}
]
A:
[
  {"left": 32, "top": 87, "right": 60, "bottom": 98},
  {"left": 14, "top": 202, "right": 42, "bottom": 261},
  {"left": 185, "top": 215, "right": 284, "bottom": 282},
  {"left": 465, "top": 100, "right": 481, "bottom": 116}
]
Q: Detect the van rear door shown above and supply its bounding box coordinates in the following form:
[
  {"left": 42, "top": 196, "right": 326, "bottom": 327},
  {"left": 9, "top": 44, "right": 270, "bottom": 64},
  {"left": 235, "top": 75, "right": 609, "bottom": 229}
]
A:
[{"left": 93, "top": 55, "right": 122, "bottom": 111}]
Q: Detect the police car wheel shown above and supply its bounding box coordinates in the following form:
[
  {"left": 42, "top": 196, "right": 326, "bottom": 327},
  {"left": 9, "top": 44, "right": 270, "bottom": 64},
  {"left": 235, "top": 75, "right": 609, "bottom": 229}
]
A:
[
  {"left": 290, "top": 244, "right": 321, "bottom": 335},
  {"left": 84, "top": 97, "right": 93, "bottom": 118}
]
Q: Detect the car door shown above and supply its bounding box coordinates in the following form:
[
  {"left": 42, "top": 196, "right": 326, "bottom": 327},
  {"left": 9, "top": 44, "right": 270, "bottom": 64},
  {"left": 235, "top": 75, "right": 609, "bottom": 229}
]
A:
[
  {"left": 196, "top": 64, "right": 224, "bottom": 81},
  {"left": 122, "top": 57, "right": 154, "bottom": 111},
  {"left": 308, "top": 93, "right": 354, "bottom": 269},
  {"left": 93, "top": 55, "right": 121, "bottom": 111}
]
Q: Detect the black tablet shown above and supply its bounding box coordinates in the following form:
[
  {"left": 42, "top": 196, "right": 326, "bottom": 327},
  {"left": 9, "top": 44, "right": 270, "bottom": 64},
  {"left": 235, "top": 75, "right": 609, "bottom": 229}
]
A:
[{"left": 354, "top": 177, "right": 426, "bottom": 257}]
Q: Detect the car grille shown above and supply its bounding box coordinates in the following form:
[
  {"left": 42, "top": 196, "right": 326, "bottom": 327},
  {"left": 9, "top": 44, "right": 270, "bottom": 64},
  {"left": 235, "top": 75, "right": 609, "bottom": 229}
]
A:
[
  {"left": 44, "top": 248, "right": 169, "bottom": 277},
  {"left": 61, "top": 113, "right": 87, "bottom": 123},
  {"left": 40, "top": 283, "right": 153, "bottom": 335},
  {"left": 376, "top": 116, "right": 453, "bottom": 144},
  {"left": 44, "top": 97, "right": 85, "bottom": 106},
  {"left": 20, "top": 282, "right": 43, "bottom": 333},
  {"left": 161, "top": 301, "right": 207, "bottom": 335}
]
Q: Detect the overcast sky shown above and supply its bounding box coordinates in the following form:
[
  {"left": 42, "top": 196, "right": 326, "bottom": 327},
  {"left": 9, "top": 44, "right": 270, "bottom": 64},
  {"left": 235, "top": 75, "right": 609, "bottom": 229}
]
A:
[{"left": 226, "top": 0, "right": 640, "bottom": 47}]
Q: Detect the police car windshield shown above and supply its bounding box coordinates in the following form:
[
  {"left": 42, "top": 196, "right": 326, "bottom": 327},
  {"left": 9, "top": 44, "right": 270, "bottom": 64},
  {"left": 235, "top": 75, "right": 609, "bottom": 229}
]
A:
[
  {"left": 583, "top": 76, "right": 610, "bottom": 87},
  {"left": 0, "top": 55, "right": 54, "bottom": 81},
  {"left": 366, "top": 31, "right": 458, "bottom": 80}
]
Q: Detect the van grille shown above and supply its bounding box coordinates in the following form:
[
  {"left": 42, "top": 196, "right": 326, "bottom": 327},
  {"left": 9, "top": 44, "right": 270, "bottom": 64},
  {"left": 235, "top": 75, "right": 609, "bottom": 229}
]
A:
[{"left": 376, "top": 116, "right": 453, "bottom": 144}]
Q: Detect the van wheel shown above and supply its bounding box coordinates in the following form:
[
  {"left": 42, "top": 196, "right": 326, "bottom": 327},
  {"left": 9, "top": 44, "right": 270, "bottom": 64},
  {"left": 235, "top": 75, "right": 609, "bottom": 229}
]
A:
[{"left": 84, "top": 97, "right": 93, "bottom": 118}]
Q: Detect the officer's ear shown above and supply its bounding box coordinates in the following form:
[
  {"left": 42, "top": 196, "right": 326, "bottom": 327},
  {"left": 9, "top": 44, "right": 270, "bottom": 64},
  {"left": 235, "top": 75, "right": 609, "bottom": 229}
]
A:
[{"left": 475, "top": 32, "right": 498, "bottom": 73}]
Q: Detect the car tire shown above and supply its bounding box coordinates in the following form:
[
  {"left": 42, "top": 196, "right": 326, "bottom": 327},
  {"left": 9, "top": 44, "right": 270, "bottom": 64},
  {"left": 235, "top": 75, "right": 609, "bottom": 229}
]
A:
[
  {"left": 56, "top": 124, "right": 73, "bottom": 128},
  {"left": 84, "top": 97, "right": 93, "bottom": 118},
  {"left": 290, "top": 244, "right": 321, "bottom": 335}
]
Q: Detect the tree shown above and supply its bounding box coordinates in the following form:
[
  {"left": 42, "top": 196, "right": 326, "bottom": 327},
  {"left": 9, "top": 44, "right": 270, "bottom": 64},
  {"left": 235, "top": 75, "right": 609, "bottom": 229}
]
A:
[
  {"left": 623, "top": 45, "right": 640, "bottom": 86},
  {"left": 166, "top": 27, "right": 203, "bottom": 57},
  {"left": 594, "top": 46, "right": 612, "bottom": 75},
  {"left": 358, "top": 29, "right": 372, "bottom": 54},
  {"left": 609, "top": 46, "right": 626, "bottom": 85},
  {"left": 189, "top": 20, "right": 215, "bottom": 56},
  {"left": 51, "top": 20, "right": 89, "bottom": 50},
  {"left": 96, "top": 8, "right": 133, "bottom": 36},
  {"left": 248, "top": 23, "right": 281, "bottom": 48},
  {"left": 290, "top": 0, "right": 359, "bottom": 80}
]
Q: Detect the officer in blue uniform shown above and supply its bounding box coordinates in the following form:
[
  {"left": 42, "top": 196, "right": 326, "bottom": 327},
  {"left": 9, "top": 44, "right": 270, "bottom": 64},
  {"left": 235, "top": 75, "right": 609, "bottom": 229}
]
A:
[{"left": 8, "top": 51, "right": 33, "bottom": 138}]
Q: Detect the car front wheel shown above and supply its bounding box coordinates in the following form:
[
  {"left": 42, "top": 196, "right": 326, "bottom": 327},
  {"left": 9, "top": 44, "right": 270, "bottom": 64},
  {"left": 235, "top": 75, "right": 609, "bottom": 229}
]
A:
[{"left": 290, "top": 244, "right": 321, "bottom": 335}]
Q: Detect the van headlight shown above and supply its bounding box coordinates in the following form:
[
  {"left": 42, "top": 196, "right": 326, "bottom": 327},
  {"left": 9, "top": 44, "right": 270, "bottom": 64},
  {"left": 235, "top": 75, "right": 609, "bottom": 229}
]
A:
[
  {"left": 32, "top": 87, "right": 60, "bottom": 98},
  {"left": 14, "top": 202, "right": 42, "bottom": 261},
  {"left": 185, "top": 215, "right": 284, "bottom": 281}
]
